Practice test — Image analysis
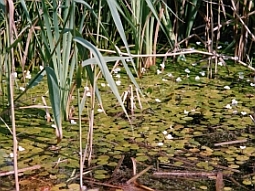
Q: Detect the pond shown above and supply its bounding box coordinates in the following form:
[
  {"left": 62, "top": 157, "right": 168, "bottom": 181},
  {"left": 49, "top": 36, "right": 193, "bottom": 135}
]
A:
[{"left": 1, "top": 58, "right": 255, "bottom": 191}]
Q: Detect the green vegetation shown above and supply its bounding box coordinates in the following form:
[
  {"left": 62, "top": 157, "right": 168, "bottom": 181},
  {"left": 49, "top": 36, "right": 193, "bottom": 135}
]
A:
[{"left": 1, "top": 0, "right": 255, "bottom": 190}]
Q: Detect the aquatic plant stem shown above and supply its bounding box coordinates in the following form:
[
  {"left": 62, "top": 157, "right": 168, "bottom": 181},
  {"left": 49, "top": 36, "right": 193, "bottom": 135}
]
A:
[
  {"left": 78, "top": 89, "right": 84, "bottom": 189},
  {"left": 7, "top": 0, "right": 19, "bottom": 190}
]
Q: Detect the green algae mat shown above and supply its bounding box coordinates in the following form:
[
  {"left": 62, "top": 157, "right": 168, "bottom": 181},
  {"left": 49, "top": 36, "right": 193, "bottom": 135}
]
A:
[{"left": 1, "top": 61, "right": 255, "bottom": 190}]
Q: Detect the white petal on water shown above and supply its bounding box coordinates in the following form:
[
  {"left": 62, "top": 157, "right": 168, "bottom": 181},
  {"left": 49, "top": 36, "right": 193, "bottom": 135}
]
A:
[
  {"left": 11, "top": 72, "right": 17, "bottom": 78},
  {"left": 70, "top": 119, "right": 77, "bottom": 125},
  {"left": 166, "top": 134, "right": 173, "bottom": 140},
  {"left": 155, "top": 98, "right": 161, "bottom": 103},
  {"left": 241, "top": 111, "right": 247, "bottom": 116},
  {"left": 18, "top": 146, "right": 25, "bottom": 151},
  {"left": 113, "top": 67, "right": 121, "bottom": 73},
  {"left": 195, "top": 76, "right": 200, "bottom": 81},
  {"left": 157, "top": 142, "right": 164, "bottom": 146},
  {"left": 176, "top": 77, "right": 182, "bottom": 82},
  {"left": 199, "top": 71, "right": 205, "bottom": 76},
  {"left": 97, "top": 108, "right": 104, "bottom": 113},
  {"left": 231, "top": 99, "right": 238, "bottom": 106},
  {"left": 232, "top": 110, "right": 238, "bottom": 114},
  {"left": 185, "top": 68, "right": 190, "bottom": 73},
  {"left": 19, "top": 87, "right": 25, "bottom": 91},
  {"left": 224, "top": 86, "right": 230, "bottom": 90},
  {"left": 240, "top": 146, "right": 246, "bottom": 150},
  {"left": 167, "top": 73, "right": 173, "bottom": 78},
  {"left": 162, "top": 130, "right": 168, "bottom": 135},
  {"left": 157, "top": 69, "right": 162, "bottom": 75},
  {"left": 225, "top": 104, "right": 232, "bottom": 109},
  {"left": 116, "top": 80, "right": 121, "bottom": 86}
]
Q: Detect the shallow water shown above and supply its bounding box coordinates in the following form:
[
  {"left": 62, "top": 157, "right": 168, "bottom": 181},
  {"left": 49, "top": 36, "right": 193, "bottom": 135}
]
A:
[{"left": 1, "top": 60, "right": 255, "bottom": 190}]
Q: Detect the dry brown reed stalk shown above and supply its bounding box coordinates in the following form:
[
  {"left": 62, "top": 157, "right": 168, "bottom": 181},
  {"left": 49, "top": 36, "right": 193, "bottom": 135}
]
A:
[
  {"left": 152, "top": 7, "right": 164, "bottom": 67},
  {"left": 231, "top": 0, "right": 255, "bottom": 62},
  {"left": 6, "top": 0, "right": 19, "bottom": 189},
  {"left": 215, "top": 0, "right": 222, "bottom": 75}
]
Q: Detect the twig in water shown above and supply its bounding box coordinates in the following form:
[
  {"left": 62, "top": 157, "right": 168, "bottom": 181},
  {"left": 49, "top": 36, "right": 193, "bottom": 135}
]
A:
[
  {"left": 0, "top": 165, "right": 41, "bottom": 177},
  {"left": 214, "top": 139, "right": 247, "bottom": 147}
]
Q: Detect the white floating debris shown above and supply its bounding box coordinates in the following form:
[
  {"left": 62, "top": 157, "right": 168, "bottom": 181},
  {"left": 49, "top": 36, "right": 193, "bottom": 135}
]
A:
[
  {"left": 162, "top": 130, "right": 168, "bottom": 135},
  {"left": 25, "top": 71, "right": 31, "bottom": 79},
  {"left": 195, "top": 76, "right": 200, "bottom": 81},
  {"left": 240, "top": 146, "right": 246, "bottom": 150},
  {"left": 250, "top": 83, "right": 255, "bottom": 87},
  {"left": 184, "top": 110, "right": 189, "bottom": 115},
  {"left": 176, "top": 77, "right": 182, "bottom": 82},
  {"left": 40, "top": 65, "right": 44, "bottom": 71},
  {"left": 225, "top": 104, "right": 232, "bottom": 109},
  {"left": 196, "top": 41, "right": 201, "bottom": 45},
  {"left": 113, "top": 67, "right": 121, "bottom": 73},
  {"left": 199, "top": 71, "right": 206, "bottom": 76},
  {"left": 86, "top": 91, "right": 91, "bottom": 97},
  {"left": 157, "top": 142, "right": 164, "bottom": 146},
  {"left": 167, "top": 73, "right": 173, "bottom": 78},
  {"left": 11, "top": 72, "right": 17, "bottom": 78},
  {"left": 126, "top": 58, "right": 132, "bottom": 62},
  {"left": 84, "top": 86, "right": 90, "bottom": 91},
  {"left": 116, "top": 74, "right": 121, "bottom": 78},
  {"left": 185, "top": 68, "right": 190, "bottom": 73},
  {"left": 162, "top": 78, "right": 167, "bottom": 82},
  {"left": 157, "top": 69, "right": 162, "bottom": 75},
  {"left": 166, "top": 134, "right": 173, "bottom": 140},
  {"left": 70, "top": 119, "right": 77, "bottom": 125},
  {"left": 238, "top": 72, "right": 244, "bottom": 79},
  {"left": 10, "top": 153, "right": 14, "bottom": 158},
  {"left": 18, "top": 146, "right": 25, "bottom": 152},
  {"left": 217, "top": 46, "right": 222, "bottom": 50},
  {"left": 141, "top": 67, "right": 146, "bottom": 73},
  {"left": 160, "top": 63, "right": 165, "bottom": 70},
  {"left": 101, "top": 83, "right": 106, "bottom": 87},
  {"left": 224, "top": 86, "right": 231, "bottom": 90},
  {"left": 232, "top": 110, "right": 238, "bottom": 114},
  {"left": 231, "top": 99, "right": 238, "bottom": 106},
  {"left": 155, "top": 98, "right": 161, "bottom": 103},
  {"left": 51, "top": 124, "right": 57, "bottom": 128},
  {"left": 19, "top": 87, "right": 25, "bottom": 91},
  {"left": 97, "top": 108, "right": 104, "bottom": 113},
  {"left": 116, "top": 80, "right": 121, "bottom": 86},
  {"left": 241, "top": 111, "right": 247, "bottom": 116},
  {"left": 218, "top": 62, "right": 223, "bottom": 66}
]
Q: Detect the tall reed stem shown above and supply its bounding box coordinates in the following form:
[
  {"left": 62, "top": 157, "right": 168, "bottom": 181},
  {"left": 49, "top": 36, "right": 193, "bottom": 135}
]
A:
[{"left": 7, "top": 0, "right": 19, "bottom": 190}]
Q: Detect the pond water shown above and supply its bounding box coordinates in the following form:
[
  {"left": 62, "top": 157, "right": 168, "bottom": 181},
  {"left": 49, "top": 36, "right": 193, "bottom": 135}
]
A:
[{"left": 1, "top": 59, "right": 255, "bottom": 191}]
